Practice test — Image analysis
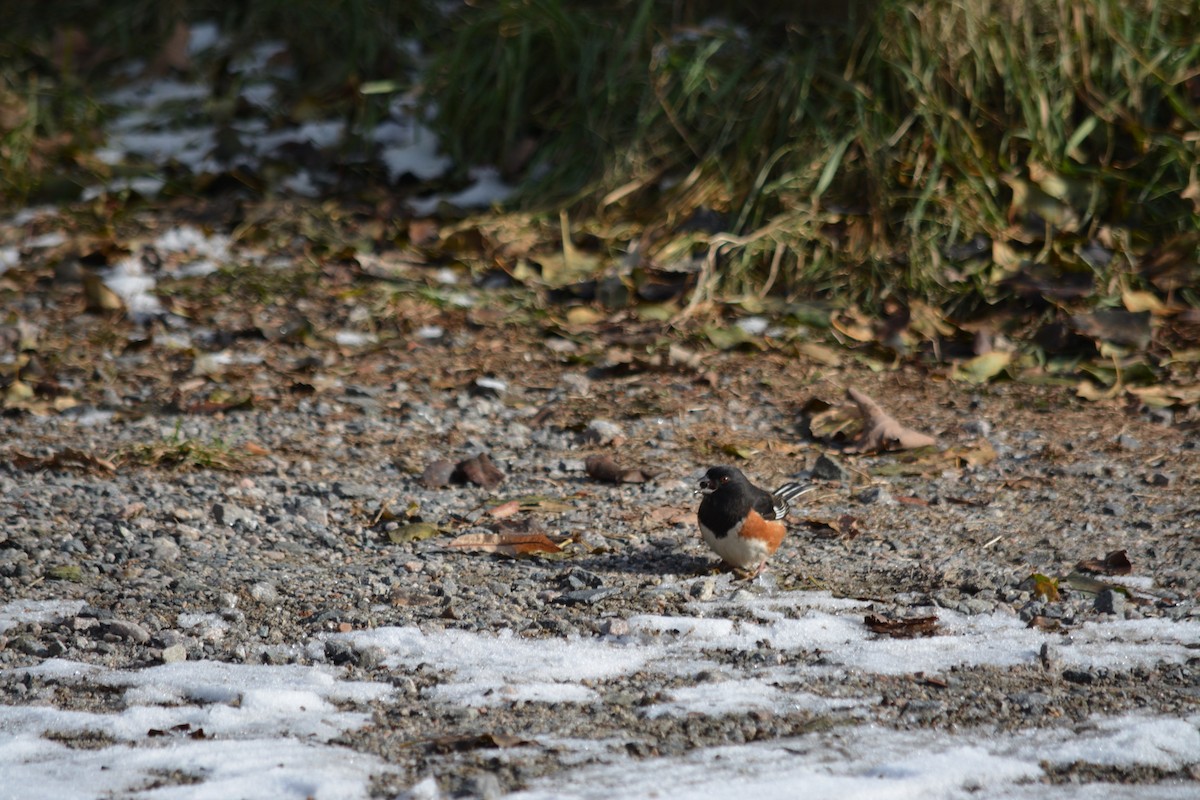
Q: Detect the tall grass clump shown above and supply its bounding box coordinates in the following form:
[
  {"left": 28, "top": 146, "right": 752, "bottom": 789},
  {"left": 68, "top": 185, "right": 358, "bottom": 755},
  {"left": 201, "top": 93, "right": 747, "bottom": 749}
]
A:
[{"left": 428, "top": 0, "right": 1199, "bottom": 307}]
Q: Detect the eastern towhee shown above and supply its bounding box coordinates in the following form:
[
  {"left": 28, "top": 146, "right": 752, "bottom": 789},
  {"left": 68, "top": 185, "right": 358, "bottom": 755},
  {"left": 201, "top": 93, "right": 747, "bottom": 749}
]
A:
[{"left": 695, "top": 465, "right": 813, "bottom": 574}]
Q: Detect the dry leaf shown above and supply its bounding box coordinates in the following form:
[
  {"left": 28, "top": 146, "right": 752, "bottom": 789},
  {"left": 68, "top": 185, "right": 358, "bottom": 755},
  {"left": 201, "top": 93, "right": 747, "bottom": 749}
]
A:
[
  {"left": 951, "top": 352, "right": 1012, "bottom": 384},
  {"left": 864, "top": 614, "right": 938, "bottom": 638},
  {"left": 82, "top": 271, "right": 123, "bottom": 312},
  {"left": 1075, "top": 549, "right": 1132, "bottom": 576},
  {"left": 10, "top": 448, "right": 117, "bottom": 474},
  {"left": 807, "top": 514, "right": 862, "bottom": 539},
  {"left": 456, "top": 453, "right": 505, "bottom": 489},
  {"left": 1027, "top": 573, "right": 1060, "bottom": 602},
  {"left": 427, "top": 733, "right": 536, "bottom": 754},
  {"left": 387, "top": 522, "right": 442, "bottom": 544},
  {"left": 488, "top": 500, "right": 521, "bottom": 519},
  {"left": 844, "top": 387, "right": 936, "bottom": 453},
  {"left": 446, "top": 531, "right": 562, "bottom": 557},
  {"left": 646, "top": 505, "right": 694, "bottom": 526},
  {"left": 585, "top": 454, "right": 652, "bottom": 483}
]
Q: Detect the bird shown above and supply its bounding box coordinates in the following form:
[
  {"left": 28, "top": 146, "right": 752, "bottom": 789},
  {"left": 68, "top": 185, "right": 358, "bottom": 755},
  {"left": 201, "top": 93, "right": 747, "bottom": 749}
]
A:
[{"left": 695, "top": 465, "right": 814, "bottom": 575}]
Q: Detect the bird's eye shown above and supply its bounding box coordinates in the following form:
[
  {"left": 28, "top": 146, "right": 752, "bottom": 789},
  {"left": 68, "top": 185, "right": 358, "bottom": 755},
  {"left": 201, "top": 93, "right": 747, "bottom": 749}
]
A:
[{"left": 720, "top": 476, "right": 729, "bottom": 483}]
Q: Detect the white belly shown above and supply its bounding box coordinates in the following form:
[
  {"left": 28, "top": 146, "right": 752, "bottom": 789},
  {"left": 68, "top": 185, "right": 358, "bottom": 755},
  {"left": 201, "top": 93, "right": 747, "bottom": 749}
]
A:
[{"left": 700, "top": 520, "right": 769, "bottom": 569}]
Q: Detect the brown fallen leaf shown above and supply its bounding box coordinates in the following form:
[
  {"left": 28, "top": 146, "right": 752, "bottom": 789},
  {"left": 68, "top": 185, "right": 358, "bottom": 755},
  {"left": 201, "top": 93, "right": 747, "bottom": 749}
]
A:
[
  {"left": 1075, "top": 549, "right": 1132, "bottom": 576},
  {"left": 446, "top": 531, "right": 562, "bottom": 557},
  {"left": 808, "top": 514, "right": 862, "bottom": 539},
  {"left": 185, "top": 395, "right": 254, "bottom": 415},
  {"left": 584, "top": 454, "right": 653, "bottom": 483},
  {"left": 646, "top": 505, "right": 694, "bottom": 526},
  {"left": 456, "top": 453, "right": 505, "bottom": 489},
  {"left": 1027, "top": 615, "right": 1062, "bottom": 632},
  {"left": 844, "top": 388, "right": 936, "bottom": 453},
  {"left": 82, "top": 271, "right": 124, "bottom": 312},
  {"left": 864, "top": 613, "right": 939, "bottom": 638},
  {"left": 488, "top": 500, "right": 521, "bottom": 519},
  {"left": 427, "top": 732, "right": 536, "bottom": 754},
  {"left": 10, "top": 448, "right": 117, "bottom": 474}
]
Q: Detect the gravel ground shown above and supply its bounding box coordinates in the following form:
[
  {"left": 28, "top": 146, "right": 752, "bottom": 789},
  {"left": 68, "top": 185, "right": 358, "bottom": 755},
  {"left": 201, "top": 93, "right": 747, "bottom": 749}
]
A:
[{"left": 2, "top": 259, "right": 1199, "bottom": 796}]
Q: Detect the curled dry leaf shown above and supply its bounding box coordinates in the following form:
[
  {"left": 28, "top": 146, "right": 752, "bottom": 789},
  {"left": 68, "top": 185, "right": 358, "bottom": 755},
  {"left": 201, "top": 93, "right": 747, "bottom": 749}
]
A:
[
  {"left": 585, "top": 454, "right": 653, "bottom": 483},
  {"left": 456, "top": 453, "right": 505, "bottom": 489},
  {"left": 446, "top": 531, "right": 562, "bottom": 557},
  {"left": 422, "top": 454, "right": 506, "bottom": 490},
  {"left": 1075, "top": 549, "right": 1132, "bottom": 576},
  {"left": 844, "top": 387, "right": 936, "bottom": 454},
  {"left": 808, "top": 514, "right": 862, "bottom": 539},
  {"left": 864, "top": 613, "right": 938, "bottom": 638},
  {"left": 10, "top": 448, "right": 117, "bottom": 474}
]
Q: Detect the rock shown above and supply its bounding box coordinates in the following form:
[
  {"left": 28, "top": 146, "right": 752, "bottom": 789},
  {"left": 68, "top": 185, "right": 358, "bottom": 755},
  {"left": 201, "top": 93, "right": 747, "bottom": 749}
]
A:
[
  {"left": 1038, "top": 642, "right": 1061, "bottom": 670},
  {"left": 150, "top": 537, "right": 180, "bottom": 563},
  {"left": 106, "top": 619, "right": 152, "bottom": 644},
  {"left": 598, "top": 618, "right": 630, "bottom": 637},
  {"left": 1115, "top": 434, "right": 1140, "bottom": 451},
  {"left": 1010, "top": 691, "right": 1049, "bottom": 713},
  {"left": 1145, "top": 472, "right": 1175, "bottom": 487},
  {"left": 161, "top": 643, "right": 187, "bottom": 663},
  {"left": 582, "top": 419, "right": 624, "bottom": 445},
  {"left": 1062, "top": 668, "right": 1095, "bottom": 685},
  {"left": 811, "top": 454, "right": 847, "bottom": 482},
  {"left": 962, "top": 419, "right": 991, "bottom": 437},
  {"left": 212, "top": 502, "right": 258, "bottom": 530},
  {"left": 249, "top": 581, "right": 279, "bottom": 603},
  {"left": 565, "top": 568, "right": 604, "bottom": 590},
  {"left": 856, "top": 485, "right": 893, "bottom": 505},
  {"left": 332, "top": 481, "right": 374, "bottom": 499},
  {"left": 1094, "top": 588, "right": 1127, "bottom": 615},
  {"left": 557, "top": 588, "right": 619, "bottom": 605},
  {"left": 689, "top": 578, "right": 716, "bottom": 601},
  {"left": 421, "top": 459, "right": 456, "bottom": 488},
  {"left": 293, "top": 498, "right": 328, "bottom": 525}
]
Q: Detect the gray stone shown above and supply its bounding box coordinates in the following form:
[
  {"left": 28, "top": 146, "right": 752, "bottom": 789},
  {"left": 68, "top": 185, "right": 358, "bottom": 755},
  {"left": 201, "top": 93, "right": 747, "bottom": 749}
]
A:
[
  {"left": 557, "top": 588, "right": 619, "bottom": 605},
  {"left": 249, "top": 581, "right": 279, "bottom": 603},
  {"left": 150, "top": 537, "right": 181, "bottom": 563},
  {"left": 583, "top": 419, "right": 624, "bottom": 445},
  {"left": 1095, "top": 588, "right": 1127, "bottom": 615},
  {"left": 106, "top": 619, "right": 151, "bottom": 644},
  {"left": 161, "top": 643, "right": 187, "bottom": 663},
  {"left": 811, "top": 454, "right": 847, "bottom": 482},
  {"left": 212, "top": 503, "right": 259, "bottom": 530},
  {"left": 857, "top": 485, "right": 893, "bottom": 505}
]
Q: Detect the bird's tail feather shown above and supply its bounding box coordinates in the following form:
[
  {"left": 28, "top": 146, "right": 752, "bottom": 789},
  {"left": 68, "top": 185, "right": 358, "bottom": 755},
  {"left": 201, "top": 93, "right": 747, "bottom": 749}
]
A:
[{"left": 771, "top": 482, "right": 815, "bottom": 518}]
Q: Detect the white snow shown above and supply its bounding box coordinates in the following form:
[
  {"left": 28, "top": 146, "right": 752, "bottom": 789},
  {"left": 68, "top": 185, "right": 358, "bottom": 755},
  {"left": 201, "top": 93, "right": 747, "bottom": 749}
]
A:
[
  {"left": 0, "top": 589, "right": 1197, "bottom": 798},
  {"left": 408, "top": 167, "right": 514, "bottom": 215},
  {"left": 0, "top": 246, "right": 19, "bottom": 274},
  {"left": 375, "top": 119, "right": 452, "bottom": 182}
]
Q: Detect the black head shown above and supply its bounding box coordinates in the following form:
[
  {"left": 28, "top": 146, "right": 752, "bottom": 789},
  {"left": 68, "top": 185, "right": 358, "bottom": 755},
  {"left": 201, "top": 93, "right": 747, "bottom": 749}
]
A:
[{"left": 697, "top": 465, "right": 750, "bottom": 494}]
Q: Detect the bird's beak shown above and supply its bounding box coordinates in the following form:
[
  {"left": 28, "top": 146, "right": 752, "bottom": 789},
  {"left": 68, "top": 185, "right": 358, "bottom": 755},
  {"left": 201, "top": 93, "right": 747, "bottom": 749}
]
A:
[{"left": 694, "top": 477, "right": 716, "bottom": 496}]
